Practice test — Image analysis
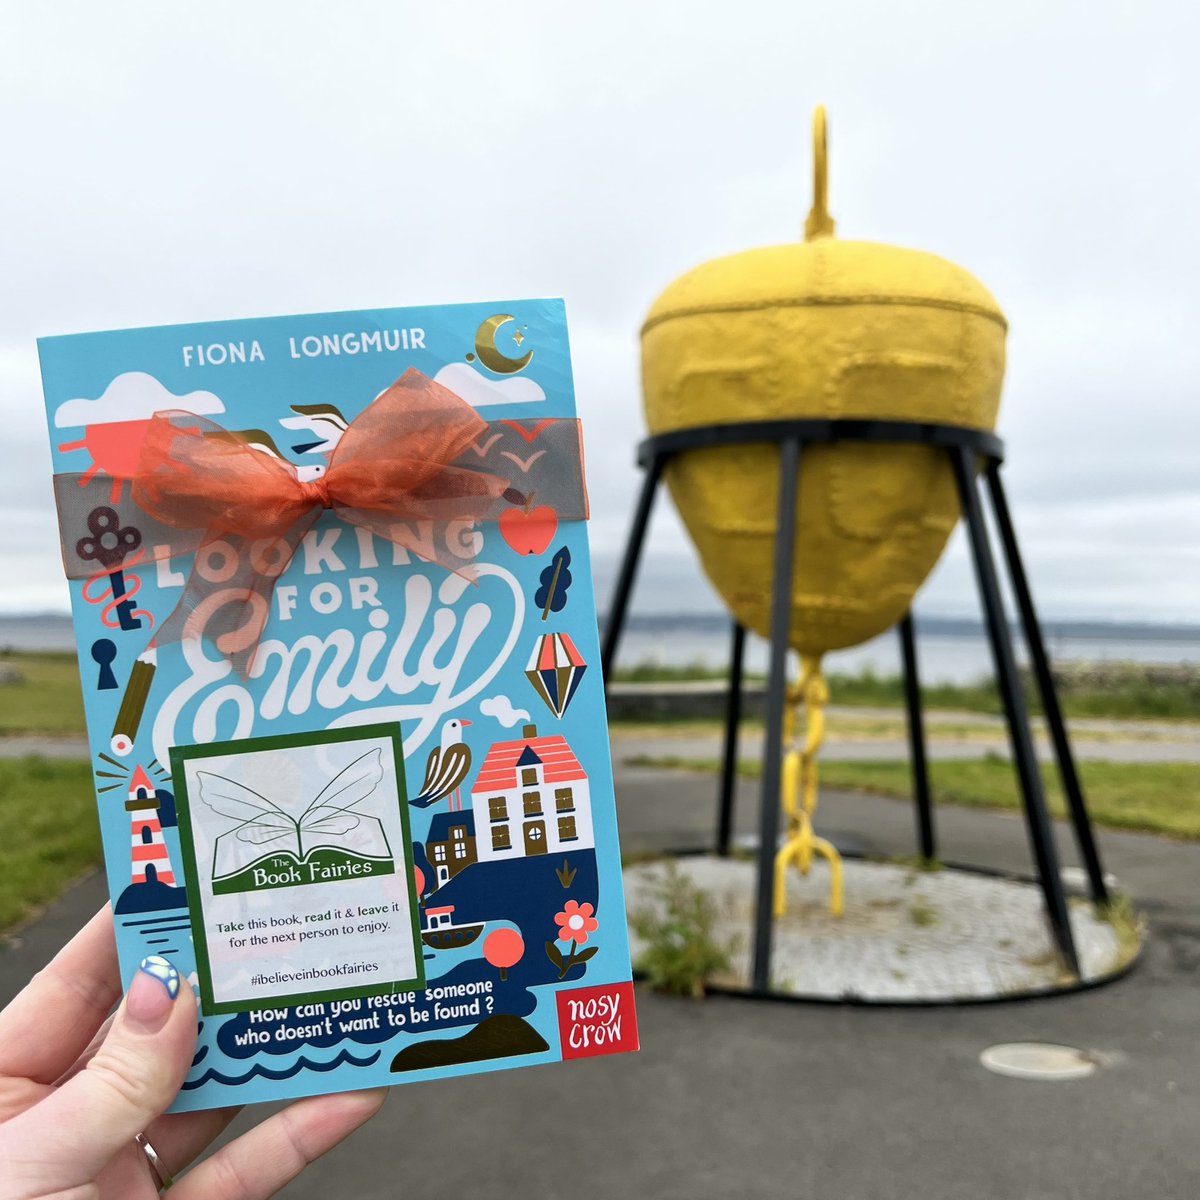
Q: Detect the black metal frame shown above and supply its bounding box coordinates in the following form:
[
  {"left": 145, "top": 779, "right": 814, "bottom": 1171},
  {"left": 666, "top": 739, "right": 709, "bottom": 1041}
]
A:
[{"left": 602, "top": 417, "right": 1110, "bottom": 995}]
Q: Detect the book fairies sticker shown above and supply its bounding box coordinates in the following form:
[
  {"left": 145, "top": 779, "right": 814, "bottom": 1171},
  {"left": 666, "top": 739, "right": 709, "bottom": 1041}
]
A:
[
  {"left": 171, "top": 724, "right": 424, "bottom": 1014},
  {"left": 203, "top": 751, "right": 395, "bottom": 894}
]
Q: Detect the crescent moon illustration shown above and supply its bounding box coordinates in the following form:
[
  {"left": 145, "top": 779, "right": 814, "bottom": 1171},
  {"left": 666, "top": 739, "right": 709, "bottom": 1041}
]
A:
[{"left": 474, "top": 315, "right": 533, "bottom": 375}]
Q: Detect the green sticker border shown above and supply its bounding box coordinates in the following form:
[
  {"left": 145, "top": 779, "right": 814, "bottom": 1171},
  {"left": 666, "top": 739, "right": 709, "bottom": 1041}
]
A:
[{"left": 170, "top": 722, "right": 426, "bottom": 1016}]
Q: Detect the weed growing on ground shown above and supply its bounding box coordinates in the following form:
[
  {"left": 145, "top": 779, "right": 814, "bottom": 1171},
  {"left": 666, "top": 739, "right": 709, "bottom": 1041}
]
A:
[
  {"left": 630, "top": 862, "right": 736, "bottom": 998},
  {"left": 1095, "top": 891, "right": 1144, "bottom": 968}
]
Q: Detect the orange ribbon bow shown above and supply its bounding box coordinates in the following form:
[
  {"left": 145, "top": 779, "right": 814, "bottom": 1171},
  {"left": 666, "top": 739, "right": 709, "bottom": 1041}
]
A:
[{"left": 128, "top": 368, "right": 510, "bottom": 674}]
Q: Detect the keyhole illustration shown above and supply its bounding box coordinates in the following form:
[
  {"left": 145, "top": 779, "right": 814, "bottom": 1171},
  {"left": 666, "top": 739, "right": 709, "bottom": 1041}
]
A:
[{"left": 91, "top": 638, "right": 118, "bottom": 690}]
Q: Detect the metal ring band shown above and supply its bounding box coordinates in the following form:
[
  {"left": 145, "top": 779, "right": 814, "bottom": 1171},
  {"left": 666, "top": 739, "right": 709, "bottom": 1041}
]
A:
[{"left": 136, "top": 1133, "right": 175, "bottom": 1193}]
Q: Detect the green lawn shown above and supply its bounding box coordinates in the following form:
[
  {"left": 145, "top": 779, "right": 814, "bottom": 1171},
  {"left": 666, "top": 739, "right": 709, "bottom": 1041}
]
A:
[
  {"left": 1, "top": 647, "right": 1194, "bottom": 932},
  {"left": 0, "top": 651, "right": 85, "bottom": 735},
  {"left": 611, "top": 662, "right": 1200, "bottom": 722},
  {"left": 3, "top": 651, "right": 1197, "bottom": 738},
  {"left": 823, "top": 668, "right": 1200, "bottom": 721},
  {"left": 0, "top": 758, "right": 100, "bottom": 931},
  {"left": 625, "top": 753, "right": 1200, "bottom": 841}
]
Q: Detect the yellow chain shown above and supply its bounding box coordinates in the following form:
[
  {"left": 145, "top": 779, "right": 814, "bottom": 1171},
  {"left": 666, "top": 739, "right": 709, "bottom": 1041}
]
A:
[{"left": 773, "top": 654, "right": 844, "bottom": 917}]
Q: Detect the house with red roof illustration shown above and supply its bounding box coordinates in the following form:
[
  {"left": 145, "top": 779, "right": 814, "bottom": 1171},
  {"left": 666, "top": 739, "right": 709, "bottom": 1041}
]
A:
[
  {"left": 471, "top": 724, "right": 594, "bottom": 861},
  {"left": 126, "top": 765, "right": 176, "bottom": 886}
]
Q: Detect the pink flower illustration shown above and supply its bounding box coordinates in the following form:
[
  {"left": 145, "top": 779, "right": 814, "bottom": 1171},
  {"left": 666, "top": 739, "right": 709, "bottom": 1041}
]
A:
[{"left": 554, "top": 900, "right": 599, "bottom": 945}]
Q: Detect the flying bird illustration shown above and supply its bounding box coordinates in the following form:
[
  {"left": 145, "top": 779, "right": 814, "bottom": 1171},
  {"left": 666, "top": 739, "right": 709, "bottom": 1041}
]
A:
[
  {"left": 279, "top": 403, "right": 350, "bottom": 456},
  {"left": 410, "top": 718, "right": 473, "bottom": 810}
]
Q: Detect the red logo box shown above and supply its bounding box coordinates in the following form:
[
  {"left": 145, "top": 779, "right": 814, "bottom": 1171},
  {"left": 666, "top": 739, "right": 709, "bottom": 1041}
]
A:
[{"left": 555, "top": 981, "right": 639, "bottom": 1060}]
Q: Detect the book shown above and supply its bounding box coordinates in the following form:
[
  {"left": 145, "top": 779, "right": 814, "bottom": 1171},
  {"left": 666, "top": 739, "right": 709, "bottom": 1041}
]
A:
[{"left": 38, "top": 299, "right": 638, "bottom": 1110}]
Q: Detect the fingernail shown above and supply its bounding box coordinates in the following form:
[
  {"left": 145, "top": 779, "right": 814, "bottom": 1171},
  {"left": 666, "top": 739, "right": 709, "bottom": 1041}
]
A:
[{"left": 127, "top": 955, "right": 181, "bottom": 1033}]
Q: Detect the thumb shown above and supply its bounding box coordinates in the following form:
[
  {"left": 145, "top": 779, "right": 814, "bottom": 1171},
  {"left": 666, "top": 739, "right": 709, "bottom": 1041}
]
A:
[{"left": 2, "top": 955, "right": 197, "bottom": 1194}]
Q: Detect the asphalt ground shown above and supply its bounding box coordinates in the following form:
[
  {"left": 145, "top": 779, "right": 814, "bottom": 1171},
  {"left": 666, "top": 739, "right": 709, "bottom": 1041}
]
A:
[{"left": 3, "top": 748, "right": 1198, "bottom": 1198}]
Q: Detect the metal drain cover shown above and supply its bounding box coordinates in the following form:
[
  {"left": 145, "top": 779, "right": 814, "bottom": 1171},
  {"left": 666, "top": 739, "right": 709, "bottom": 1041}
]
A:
[{"left": 980, "top": 1042, "right": 1097, "bottom": 1081}]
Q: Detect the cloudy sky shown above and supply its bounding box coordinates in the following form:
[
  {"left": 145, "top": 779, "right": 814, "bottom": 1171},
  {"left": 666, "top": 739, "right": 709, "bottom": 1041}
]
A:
[{"left": 2, "top": 1, "right": 1197, "bottom": 623}]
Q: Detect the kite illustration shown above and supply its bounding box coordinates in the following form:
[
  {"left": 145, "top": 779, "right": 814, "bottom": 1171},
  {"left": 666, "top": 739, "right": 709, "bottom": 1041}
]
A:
[{"left": 525, "top": 632, "right": 587, "bottom": 719}]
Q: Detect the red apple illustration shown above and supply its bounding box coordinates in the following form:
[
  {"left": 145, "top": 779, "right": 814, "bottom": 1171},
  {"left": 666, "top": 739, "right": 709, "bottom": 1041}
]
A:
[{"left": 500, "top": 504, "right": 558, "bottom": 556}]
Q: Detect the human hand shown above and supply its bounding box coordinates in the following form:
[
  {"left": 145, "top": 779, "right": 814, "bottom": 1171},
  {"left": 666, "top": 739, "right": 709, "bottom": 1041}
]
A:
[{"left": 0, "top": 905, "right": 385, "bottom": 1198}]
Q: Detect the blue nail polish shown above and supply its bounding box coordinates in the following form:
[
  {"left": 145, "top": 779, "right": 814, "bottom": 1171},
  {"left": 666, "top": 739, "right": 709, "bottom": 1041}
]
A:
[{"left": 138, "top": 954, "right": 181, "bottom": 1000}]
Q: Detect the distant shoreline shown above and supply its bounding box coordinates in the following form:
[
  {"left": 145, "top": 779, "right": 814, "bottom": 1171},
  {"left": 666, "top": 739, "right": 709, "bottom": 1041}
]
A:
[
  {"left": 3, "top": 610, "right": 1196, "bottom": 691},
  {"left": 604, "top": 613, "right": 1200, "bottom": 642},
  {"left": 2, "top": 614, "right": 1200, "bottom": 652},
  {"left": 3, "top": 609, "right": 1200, "bottom": 651}
]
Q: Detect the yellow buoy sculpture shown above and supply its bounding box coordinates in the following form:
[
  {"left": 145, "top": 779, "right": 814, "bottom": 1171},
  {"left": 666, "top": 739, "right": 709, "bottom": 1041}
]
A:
[{"left": 640, "top": 108, "right": 1007, "bottom": 915}]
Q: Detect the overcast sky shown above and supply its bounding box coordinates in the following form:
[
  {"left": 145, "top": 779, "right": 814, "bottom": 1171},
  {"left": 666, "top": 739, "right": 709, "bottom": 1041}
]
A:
[{"left": 2, "top": 1, "right": 1197, "bottom": 624}]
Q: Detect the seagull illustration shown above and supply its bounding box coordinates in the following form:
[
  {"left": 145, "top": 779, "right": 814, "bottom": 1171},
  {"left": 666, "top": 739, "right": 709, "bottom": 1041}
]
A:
[
  {"left": 410, "top": 718, "right": 473, "bottom": 810},
  {"left": 280, "top": 403, "right": 350, "bottom": 457},
  {"left": 205, "top": 427, "right": 288, "bottom": 457},
  {"left": 203, "top": 428, "right": 326, "bottom": 481}
]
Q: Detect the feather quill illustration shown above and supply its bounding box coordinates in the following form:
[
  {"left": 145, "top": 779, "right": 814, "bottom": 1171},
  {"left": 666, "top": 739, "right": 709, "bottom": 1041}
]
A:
[{"left": 534, "top": 546, "right": 573, "bottom": 620}]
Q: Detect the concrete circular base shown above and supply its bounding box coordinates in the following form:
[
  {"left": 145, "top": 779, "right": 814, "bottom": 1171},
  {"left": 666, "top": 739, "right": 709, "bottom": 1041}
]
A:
[{"left": 623, "top": 855, "right": 1140, "bottom": 1003}]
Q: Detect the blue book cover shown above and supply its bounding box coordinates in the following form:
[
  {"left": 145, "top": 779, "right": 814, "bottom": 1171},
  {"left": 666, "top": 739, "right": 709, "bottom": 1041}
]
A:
[{"left": 38, "top": 299, "right": 638, "bottom": 1111}]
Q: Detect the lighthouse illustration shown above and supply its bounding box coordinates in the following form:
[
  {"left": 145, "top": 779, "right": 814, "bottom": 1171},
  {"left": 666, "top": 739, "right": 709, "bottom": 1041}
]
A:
[{"left": 126, "top": 765, "right": 176, "bottom": 886}]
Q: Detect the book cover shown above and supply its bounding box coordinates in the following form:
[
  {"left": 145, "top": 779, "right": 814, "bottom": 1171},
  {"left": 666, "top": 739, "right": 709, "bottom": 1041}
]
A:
[{"left": 38, "top": 299, "right": 637, "bottom": 1111}]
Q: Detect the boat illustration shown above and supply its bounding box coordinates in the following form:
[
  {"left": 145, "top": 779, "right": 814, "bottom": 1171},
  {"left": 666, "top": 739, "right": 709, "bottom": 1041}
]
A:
[{"left": 421, "top": 904, "right": 484, "bottom": 950}]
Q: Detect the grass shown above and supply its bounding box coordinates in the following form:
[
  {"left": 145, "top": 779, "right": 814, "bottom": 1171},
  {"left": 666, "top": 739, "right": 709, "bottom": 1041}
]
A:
[
  {"left": 826, "top": 667, "right": 1200, "bottom": 722},
  {"left": 1097, "top": 892, "right": 1144, "bottom": 969},
  {"left": 611, "top": 661, "right": 742, "bottom": 684},
  {"left": 0, "top": 651, "right": 85, "bottom": 736},
  {"left": 624, "top": 753, "right": 1200, "bottom": 841},
  {"left": 611, "top": 661, "right": 1200, "bottom": 722},
  {"left": 0, "top": 757, "right": 101, "bottom": 931},
  {"left": 2, "top": 651, "right": 1195, "bottom": 739},
  {"left": 0, "top": 646, "right": 1193, "bottom": 934}
]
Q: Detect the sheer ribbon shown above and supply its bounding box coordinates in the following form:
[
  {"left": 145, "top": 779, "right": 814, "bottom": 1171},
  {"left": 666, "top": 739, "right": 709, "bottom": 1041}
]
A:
[{"left": 54, "top": 368, "right": 580, "bottom": 675}]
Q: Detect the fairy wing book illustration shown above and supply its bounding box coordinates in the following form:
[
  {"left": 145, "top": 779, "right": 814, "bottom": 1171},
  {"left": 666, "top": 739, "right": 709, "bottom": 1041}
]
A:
[
  {"left": 200, "top": 748, "right": 396, "bottom": 892},
  {"left": 39, "top": 299, "right": 638, "bottom": 1110}
]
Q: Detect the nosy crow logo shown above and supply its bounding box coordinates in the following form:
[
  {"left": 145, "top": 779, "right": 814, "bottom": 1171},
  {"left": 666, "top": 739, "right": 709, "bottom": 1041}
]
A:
[{"left": 555, "top": 982, "right": 639, "bottom": 1060}]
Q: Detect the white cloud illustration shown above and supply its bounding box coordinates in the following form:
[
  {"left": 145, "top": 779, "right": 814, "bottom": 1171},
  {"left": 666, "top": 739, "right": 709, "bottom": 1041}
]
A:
[
  {"left": 479, "top": 694, "right": 531, "bottom": 728},
  {"left": 433, "top": 362, "right": 546, "bottom": 408},
  {"left": 54, "top": 371, "right": 225, "bottom": 428}
]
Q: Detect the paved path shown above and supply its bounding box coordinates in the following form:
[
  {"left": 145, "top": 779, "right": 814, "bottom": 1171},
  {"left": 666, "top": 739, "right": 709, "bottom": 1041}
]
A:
[
  {"left": 612, "top": 719, "right": 1200, "bottom": 764},
  {"left": 0, "top": 736, "right": 89, "bottom": 759},
  {"left": 3, "top": 749, "right": 1199, "bottom": 1197}
]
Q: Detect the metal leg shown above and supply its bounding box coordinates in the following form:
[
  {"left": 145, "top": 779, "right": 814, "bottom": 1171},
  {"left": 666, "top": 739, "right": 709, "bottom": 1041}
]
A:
[
  {"left": 601, "top": 455, "right": 663, "bottom": 684},
  {"left": 716, "top": 621, "right": 746, "bottom": 856},
  {"left": 951, "top": 447, "right": 1080, "bottom": 977},
  {"left": 752, "top": 439, "right": 802, "bottom": 993},
  {"left": 985, "top": 463, "right": 1109, "bottom": 906},
  {"left": 899, "top": 612, "right": 935, "bottom": 862}
]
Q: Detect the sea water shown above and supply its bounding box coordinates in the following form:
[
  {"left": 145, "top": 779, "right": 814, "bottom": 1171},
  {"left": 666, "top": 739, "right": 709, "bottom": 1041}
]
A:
[{"left": 4, "top": 613, "right": 1197, "bottom": 686}]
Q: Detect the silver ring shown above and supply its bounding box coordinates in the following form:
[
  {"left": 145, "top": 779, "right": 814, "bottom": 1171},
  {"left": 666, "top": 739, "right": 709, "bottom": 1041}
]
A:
[{"left": 135, "top": 1133, "right": 175, "bottom": 1192}]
